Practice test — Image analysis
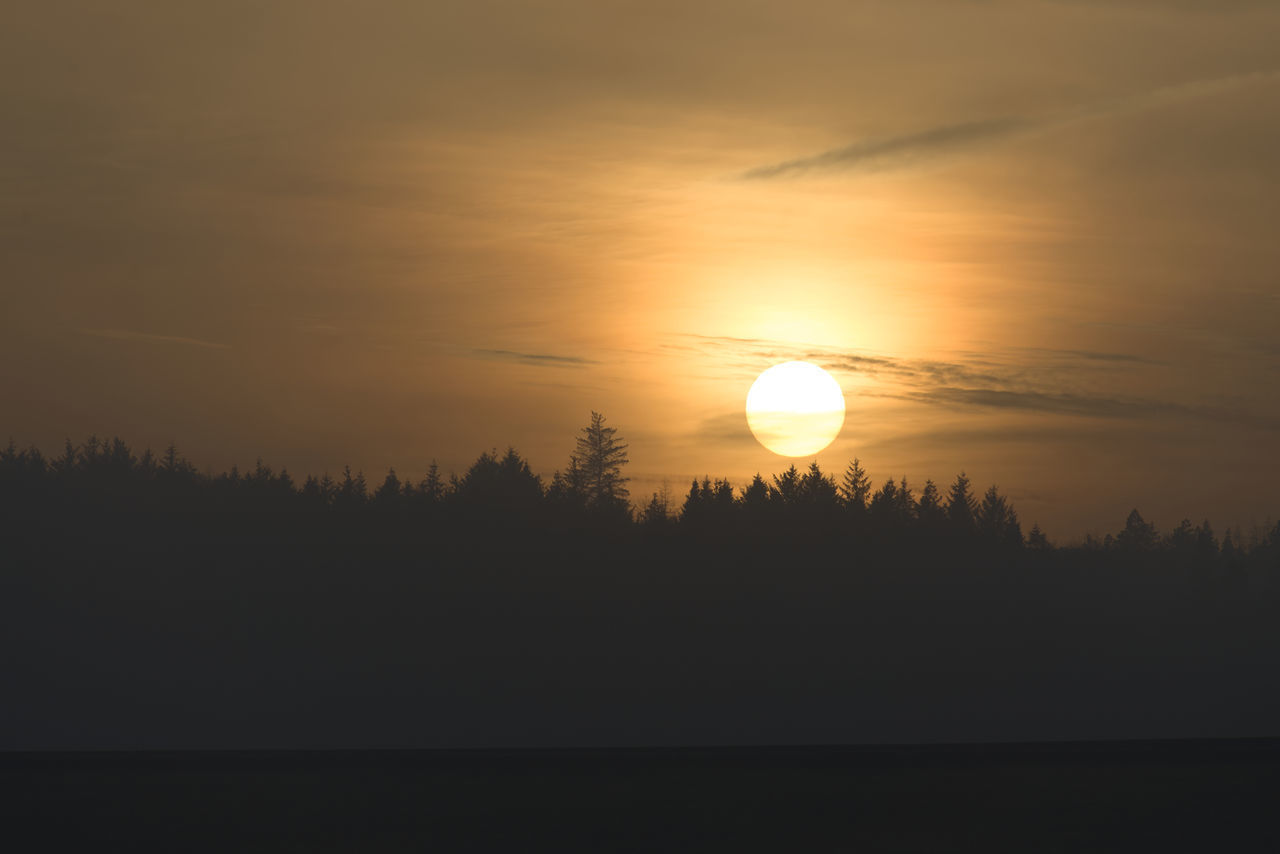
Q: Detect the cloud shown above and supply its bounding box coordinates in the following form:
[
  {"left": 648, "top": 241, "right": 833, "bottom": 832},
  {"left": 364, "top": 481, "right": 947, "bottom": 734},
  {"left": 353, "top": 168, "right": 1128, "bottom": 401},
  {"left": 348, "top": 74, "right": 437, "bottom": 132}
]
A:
[
  {"left": 878, "top": 387, "right": 1280, "bottom": 431},
  {"left": 817, "top": 353, "right": 1009, "bottom": 388},
  {"left": 81, "top": 329, "right": 230, "bottom": 350},
  {"left": 676, "top": 333, "right": 1036, "bottom": 387},
  {"left": 888, "top": 387, "right": 1184, "bottom": 419},
  {"left": 742, "top": 70, "right": 1280, "bottom": 179},
  {"left": 677, "top": 333, "right": 1280, "bottom": 432},
  {"left": 1016, "top": 347, "right": 1166, "bottom": 365},
  {"left": 472, "top": 348, "right": 599, "bottom": 367},
  {"left": 742, "top": 117, "right": 1032, "bottom": 180}
]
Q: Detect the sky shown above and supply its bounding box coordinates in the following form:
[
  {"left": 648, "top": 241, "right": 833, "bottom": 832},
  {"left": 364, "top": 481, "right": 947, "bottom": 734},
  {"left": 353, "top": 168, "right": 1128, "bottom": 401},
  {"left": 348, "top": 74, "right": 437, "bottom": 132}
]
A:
[{"left": 4, "top": 0, "right": 1280, "bottom": 539}]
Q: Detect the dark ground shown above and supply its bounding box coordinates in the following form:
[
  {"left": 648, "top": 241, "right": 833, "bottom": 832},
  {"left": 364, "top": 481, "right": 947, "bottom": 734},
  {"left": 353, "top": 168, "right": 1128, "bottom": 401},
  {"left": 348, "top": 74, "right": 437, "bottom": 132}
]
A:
[{"left": 5, "top": 739, "right": 1279, "bottom": 852}]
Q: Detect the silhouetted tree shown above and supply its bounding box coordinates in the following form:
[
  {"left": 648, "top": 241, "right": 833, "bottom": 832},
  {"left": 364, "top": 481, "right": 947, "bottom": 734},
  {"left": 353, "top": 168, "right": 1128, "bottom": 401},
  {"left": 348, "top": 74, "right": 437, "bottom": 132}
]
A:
[
  {"left": 869, "top": 478, "right": 900, "bottom": 529},
  {"left": 740, "top": 474, "right": 769, "bottom": 511},
  {"left": 419, "top": 461, "right": 445, "bottom": 504},
  {"left": 454, "top": 448, "right": 543, "bottom": 520},
  {"left": 840, "top": 459, "right": 871, "bottom": 512},
  {"left": 1027, "top": 524, "right": 1050, "bottom": 550},
  {"left": 709, "top": 477, "right": 734, "bottom": 509},
  {"left": 1222, "top": 528, "right": 1239, "bottom": 564},
  {"left": 799, "top": 462, "right": 840, "bottom": 511},
  {"left": 1194, "top": 520, "right": 1218, "bottom": 561},
  {"left": 679, "top": 476, "right": 737, "bottom": 530},
  {"left": 977, "top": 485, "right": 1022, "bottom": 547},
  {"left": 771, "top": 465, "right": 801, "bottom": 507},
  {"left": 569, "top": 412, "right": 629, "bottom": 513},
  {"left": 702, "top": 477, "right": 735, "bottom": 527},
  {"left": 680, "top": 478, "right": 705, "bottom": 523},
  {"left": 336, "top": 466, "right": 368, "bottom": 508},
  {"left": 917, "top": 479, "right": 945, "bottom": 533},
  {"left": 894, "top": 477, "right": 917, "bottom": 523},
  {"left": 50, "top": 439, "right": 78, "bottom": 479},
  {"left": 1116, "top": 509, "right": 1158, "bottom": 552},
  {"left": 318, "top": 473, "right": 338, "bottom": 505},
  {"left": 1168, "top": 518, "right": 1195, "bottom": 551},
  {"left": 640, "top": 488, "right": 672, "bottom": 530},
  {"left": 946, "top": 472, "right": 978, "bottom": 536},
  {"left": 374, "top": 468, "right": 402, "bottom": 507},
  {"left": 301, "top": 475, "right": 327, "bottom": 507}
]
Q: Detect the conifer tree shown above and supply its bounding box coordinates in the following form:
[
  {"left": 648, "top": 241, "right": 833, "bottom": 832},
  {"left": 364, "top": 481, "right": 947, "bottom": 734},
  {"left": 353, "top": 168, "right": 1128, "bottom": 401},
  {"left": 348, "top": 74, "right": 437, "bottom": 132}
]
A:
[
  {"left": 840, "top": 459, "right": 871, "bottom": 511},
  {"left": 800, "top": 462, "right": 839, "bottom": 507},
  {"left": 419, "top": 461, "right": 445, "bottom": 503},
  {"left": 1116, "top": 508, "right": 1158, "bottom": 551},
  {"left": 917, "top": 479, "right": 945, "bottom": 530},
  {"left": 771, "top": 465, "right": 801, "bottom": 506},
  {"left": 374, "top": 468, "right": 402, "bottom": 505},
  {"left": 680, "top": 478, "right": 705, "bottom": 525},
  {"left": 869, "top": 478, "right": 899, "bottom": 521},
  {"left": 641, "top": 491, "right": 671, "bottom": 528},
  {"left": 977, "top": 485, "right": 1021, "bottom": 547},
  {"left": 894, "top": 476, "right": 916, "bottom": 522},
  {"left": 337, "top": 466, "right": 367, "bottom": 507},
  {"left": 570, "top": 411, "right": 630, "bottom": 510},
  {"left": 946, "top": 472, "right": 978, "bottom": 534},
  {"left": 739, "top": 474, "right": 769, "bottom": 510},
  {"left": 313, "top": 472, "right": 336, "bottom": 505},
  {"left": 1168, "top": 518, "right": 1195, "bottom": 551}
]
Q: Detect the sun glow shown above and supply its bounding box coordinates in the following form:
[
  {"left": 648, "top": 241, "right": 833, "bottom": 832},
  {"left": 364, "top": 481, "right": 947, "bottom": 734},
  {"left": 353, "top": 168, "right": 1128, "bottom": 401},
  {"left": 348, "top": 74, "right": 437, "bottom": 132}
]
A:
[{"left": 745, "top": 361, "right": 846, "bottom": 457}]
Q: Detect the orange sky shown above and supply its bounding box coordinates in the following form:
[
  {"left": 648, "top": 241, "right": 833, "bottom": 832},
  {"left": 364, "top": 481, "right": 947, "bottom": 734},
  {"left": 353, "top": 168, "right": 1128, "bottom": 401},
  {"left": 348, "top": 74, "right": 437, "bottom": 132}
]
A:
[{"left": 4, "top": 1, "right": 1280, "bottom": 538}]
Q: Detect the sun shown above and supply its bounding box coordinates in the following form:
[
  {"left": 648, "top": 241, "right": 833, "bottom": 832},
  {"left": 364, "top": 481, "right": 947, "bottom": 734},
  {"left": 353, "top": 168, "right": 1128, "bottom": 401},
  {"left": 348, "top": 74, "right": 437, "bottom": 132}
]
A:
[{"left": 745, "top": 361, "right": 846, "bottom": 457}]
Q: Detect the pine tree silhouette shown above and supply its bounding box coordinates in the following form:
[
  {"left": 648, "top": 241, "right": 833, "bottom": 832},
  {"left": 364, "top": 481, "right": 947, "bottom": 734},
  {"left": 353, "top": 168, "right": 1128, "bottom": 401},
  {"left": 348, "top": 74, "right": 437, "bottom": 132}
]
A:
[
  {"left": 569, "top": 412, "right": 630, "bottom": 512},
  {"left": 946, "top": 472, "right": 978, "bottom": 535},
  {"left": 840, "top": 459, "right": 871, "bottom": 511}
]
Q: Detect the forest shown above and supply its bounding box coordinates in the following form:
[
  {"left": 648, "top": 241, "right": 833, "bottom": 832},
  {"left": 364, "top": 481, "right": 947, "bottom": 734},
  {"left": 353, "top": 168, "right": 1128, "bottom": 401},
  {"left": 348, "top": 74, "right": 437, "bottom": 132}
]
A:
[
  {"left": 4, "top": 415, "right": 1280, "bottom": 751},
  {"left": 2, "top": 413, "right": 1277, "bottom": 572}
]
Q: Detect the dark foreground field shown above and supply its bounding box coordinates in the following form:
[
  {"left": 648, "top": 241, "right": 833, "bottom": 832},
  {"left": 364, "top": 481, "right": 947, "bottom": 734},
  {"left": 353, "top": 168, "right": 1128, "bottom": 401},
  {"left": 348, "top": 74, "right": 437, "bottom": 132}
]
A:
[{"left": 5, "top": 739, "right": 1279, "bottom": 852}]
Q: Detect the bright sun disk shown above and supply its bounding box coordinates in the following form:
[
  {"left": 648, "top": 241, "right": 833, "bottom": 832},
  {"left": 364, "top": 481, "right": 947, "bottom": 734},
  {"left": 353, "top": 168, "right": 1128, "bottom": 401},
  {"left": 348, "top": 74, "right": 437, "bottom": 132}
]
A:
[{"left": 745, "top": 361, "right": 846, "bottom": 457}]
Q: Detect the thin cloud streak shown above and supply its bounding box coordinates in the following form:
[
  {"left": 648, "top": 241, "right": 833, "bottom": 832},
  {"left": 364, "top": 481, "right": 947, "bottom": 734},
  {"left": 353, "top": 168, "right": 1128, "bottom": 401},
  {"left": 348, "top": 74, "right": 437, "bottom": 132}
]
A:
[
  {"left": 742, "top": 117, "right": 1031, "bottom": 180},
  {"left": 742, "top": 70, "right": 1280, "bottom": 179},
  {"left": 81, "top": 329, "right": 230, "bottom": 350},
  {"left": 881, "top": 387, "right": 1280, "bottom": 432},
  {"left": 473, "top": 348, "right": 600, "bottom": 367},
  {"left": 1015, "top": 347, "right": 1166, "bottom": 365}
]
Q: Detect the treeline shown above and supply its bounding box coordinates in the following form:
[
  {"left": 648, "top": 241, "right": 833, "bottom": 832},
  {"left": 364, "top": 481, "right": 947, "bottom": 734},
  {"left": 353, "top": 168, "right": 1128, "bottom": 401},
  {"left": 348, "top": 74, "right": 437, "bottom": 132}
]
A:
[
  {"left": 7, "top": 424, "right": 1280, "bottom": 751},
  {"left": 2, "top": 430, "right": 1278, "bottom": 573}
]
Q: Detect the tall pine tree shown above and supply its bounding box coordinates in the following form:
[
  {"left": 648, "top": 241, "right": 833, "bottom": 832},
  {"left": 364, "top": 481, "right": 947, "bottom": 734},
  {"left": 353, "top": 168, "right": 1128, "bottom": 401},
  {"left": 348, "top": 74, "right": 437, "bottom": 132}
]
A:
[{"left": 570, "top": 411, "right": 630, "bottom": 511}]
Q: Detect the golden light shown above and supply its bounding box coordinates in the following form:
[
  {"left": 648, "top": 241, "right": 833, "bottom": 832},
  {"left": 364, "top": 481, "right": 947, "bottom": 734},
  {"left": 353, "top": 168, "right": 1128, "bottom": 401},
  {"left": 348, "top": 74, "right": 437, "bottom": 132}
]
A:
[{"left": 745, "top": 361, "right": 846, "bottom": 457}]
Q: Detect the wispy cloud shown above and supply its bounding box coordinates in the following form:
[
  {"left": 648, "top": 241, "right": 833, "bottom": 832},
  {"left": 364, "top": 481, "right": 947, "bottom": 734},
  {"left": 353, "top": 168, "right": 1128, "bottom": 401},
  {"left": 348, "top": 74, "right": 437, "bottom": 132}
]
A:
[
  {"left": 886, "top": 387, "right": 1186, "bottom": 420},
  {"left": 1016, "top": 347, "right": 1166, "bottom": 365},
  {"left": 742, "top": 70, "right": 1280, "bottom": 179},
  {"left": 879, "top": 387, "right": 1280, "bottom": 432},
  {"left": 742, "top": 117, "right": 1031, "bottom": 180},
  {"left": 817, "top": 353, "right": 1008, "bottom": 387},
  {"left": 81, "top": 328, "right": 230, "bottom": 349},
  {"left": 677, "top": 333, "right": 1279, "bottom": 432},
  {"left": 472, "top": 348, "right": 599, "bottom": 367}
]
